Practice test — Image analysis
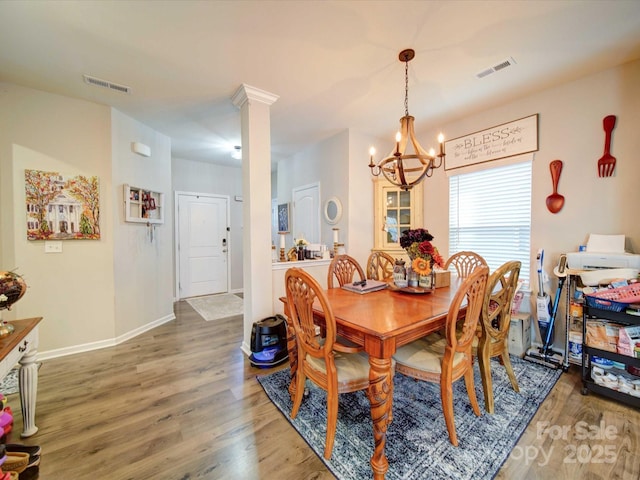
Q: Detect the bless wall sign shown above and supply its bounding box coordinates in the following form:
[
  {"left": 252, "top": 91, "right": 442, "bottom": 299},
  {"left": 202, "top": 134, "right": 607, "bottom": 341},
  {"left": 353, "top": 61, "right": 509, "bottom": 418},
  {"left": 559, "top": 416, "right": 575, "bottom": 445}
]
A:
[{"left": 444, "top": 114, "right": 539, "bottom": 171}]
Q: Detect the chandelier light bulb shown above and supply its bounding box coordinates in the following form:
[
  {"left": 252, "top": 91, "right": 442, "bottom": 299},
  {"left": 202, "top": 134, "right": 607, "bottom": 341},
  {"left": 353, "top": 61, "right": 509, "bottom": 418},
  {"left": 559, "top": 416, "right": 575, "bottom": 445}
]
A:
[{"left": 368, "top": 147, "right": 376, "bottom": 169}]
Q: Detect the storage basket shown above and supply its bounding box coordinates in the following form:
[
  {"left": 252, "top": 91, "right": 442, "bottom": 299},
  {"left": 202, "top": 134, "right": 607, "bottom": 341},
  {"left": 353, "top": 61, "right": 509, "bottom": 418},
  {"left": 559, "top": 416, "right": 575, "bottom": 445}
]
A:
[{"left": 585, "top": 283, "right": 640, "bottom": 312}]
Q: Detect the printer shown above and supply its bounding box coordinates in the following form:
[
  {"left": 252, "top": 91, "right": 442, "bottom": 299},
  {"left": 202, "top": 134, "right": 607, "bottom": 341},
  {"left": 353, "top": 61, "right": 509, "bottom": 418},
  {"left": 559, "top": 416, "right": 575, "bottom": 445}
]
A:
[
  {"left": 567, "top": 252, "right": 640, "bottom": 270},
  {"left": 567, "top": 234, "right": 640, "bottom": 270}
]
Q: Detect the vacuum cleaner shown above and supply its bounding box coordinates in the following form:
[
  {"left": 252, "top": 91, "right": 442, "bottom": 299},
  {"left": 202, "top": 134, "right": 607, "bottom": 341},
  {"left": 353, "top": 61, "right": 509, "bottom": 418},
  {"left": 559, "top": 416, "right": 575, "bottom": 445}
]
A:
[
  {"left": 249, "top": 314, "right": 289, "bottom": 368},
  {"left": 525, "top": 250, "right": 565, "bottom": 369}
]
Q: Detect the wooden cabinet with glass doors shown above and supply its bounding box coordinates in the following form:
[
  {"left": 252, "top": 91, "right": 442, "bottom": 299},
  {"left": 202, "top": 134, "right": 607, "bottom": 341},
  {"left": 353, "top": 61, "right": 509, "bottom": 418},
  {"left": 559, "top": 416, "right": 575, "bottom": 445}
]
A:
[{"left": 372, "top": 178, "right": 423, "bottom": 260}]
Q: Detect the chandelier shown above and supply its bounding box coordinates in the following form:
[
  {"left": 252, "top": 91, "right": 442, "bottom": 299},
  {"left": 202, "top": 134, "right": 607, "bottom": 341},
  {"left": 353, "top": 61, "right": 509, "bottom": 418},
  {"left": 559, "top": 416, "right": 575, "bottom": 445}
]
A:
[{"left": 368, "top": 49, "right": 445, "bottom": 191}]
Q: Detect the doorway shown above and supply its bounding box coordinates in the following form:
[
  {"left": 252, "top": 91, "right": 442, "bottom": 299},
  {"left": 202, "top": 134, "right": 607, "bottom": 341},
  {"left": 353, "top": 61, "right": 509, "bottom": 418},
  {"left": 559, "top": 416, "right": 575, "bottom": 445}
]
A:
[
  {"left": 292, "top": 182, "right": 320, "bottom": 243},
  {"left": 175, "top": 192, "right": 230, "bottom": 299}
]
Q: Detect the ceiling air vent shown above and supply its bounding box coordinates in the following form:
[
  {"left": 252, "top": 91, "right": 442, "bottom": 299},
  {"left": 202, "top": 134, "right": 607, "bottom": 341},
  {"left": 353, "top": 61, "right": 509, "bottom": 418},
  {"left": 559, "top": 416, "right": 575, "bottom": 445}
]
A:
[
  {"left": 475, "top": 57, "right": 516, "bottom": 79},
  {"left": 83, "top": 74, "right": 131, "bottom": 94}
]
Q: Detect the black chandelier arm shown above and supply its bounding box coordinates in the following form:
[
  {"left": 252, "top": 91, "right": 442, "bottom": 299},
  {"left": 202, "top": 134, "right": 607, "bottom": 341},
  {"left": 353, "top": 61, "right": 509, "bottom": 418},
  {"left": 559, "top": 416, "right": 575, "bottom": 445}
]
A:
[{"left": 424, "top": 162, "right": 435, "bottom": 178}]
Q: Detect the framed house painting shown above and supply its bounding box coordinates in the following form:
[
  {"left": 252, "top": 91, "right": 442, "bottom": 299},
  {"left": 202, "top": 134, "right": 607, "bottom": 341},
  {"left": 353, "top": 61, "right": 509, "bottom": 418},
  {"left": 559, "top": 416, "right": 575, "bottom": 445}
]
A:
[
  {"left": 25, "top": 169, "right": 100, "bottom": 240},
  {"left": 277, "top": 203, "right": 290, "bottom": 234}
]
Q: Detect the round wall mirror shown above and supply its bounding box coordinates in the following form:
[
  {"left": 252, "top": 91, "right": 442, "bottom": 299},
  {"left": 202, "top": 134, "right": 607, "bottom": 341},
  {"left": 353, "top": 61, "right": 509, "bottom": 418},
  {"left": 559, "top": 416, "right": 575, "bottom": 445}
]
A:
[{"left": 324, "top": 197, "right": 342, "bottom": 225}]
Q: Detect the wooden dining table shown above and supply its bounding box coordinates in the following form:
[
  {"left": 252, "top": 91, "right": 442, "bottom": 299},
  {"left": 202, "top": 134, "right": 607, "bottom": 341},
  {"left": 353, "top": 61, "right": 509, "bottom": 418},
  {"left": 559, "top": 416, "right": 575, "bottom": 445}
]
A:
[{"left": 282, "top": 279, "right": 464, "bottom": 480}]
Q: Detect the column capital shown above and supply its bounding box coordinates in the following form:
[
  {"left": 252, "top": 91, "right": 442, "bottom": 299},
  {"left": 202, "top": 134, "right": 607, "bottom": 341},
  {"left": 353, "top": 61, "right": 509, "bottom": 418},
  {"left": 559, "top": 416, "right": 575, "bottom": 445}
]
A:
[{"left": 231, "top": 84, "right": 279, "bottom": 108}]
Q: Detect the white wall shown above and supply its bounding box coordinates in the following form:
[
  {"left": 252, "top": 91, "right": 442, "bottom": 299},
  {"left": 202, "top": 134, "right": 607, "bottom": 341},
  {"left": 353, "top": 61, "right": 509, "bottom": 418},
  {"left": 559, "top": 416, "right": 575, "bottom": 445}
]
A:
[
  {"left": 0, "top": 83, "right": 116, "bottom": 352},
  {"left": 347, "top": 130, "right": 378, "bottom": 268},
  {"left": 171, "top": 157, "right": 244, "bottom": 291},
  {"left": 421, "top": 58, "right": 640, "bottom": 347},
  {"left": 424, "top": 58, "right": 640, "bottom": 281},
  {"left": 111, "top": 109, "right": 174, "bottom": 337},
  {"left": 276, "top": 130, "right": 367, "bottom": 261},
  {"left": 0, "top": 83, "right": 176, "bottom": 358}
]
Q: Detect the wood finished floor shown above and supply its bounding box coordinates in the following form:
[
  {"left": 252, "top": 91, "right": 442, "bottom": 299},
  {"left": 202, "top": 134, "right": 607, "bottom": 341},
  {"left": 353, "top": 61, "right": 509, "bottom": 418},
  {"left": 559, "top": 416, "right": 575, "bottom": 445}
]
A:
[{"left": 7, "top": 301, "right": 640, "bottom": 479}]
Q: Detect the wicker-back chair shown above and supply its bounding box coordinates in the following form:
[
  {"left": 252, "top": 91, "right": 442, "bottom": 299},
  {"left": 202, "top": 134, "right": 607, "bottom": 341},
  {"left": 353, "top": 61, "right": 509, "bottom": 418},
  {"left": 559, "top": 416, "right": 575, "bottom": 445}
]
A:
[
  {"left": 285, "top": 267, "right": 371, "bottom": 459},
  {"left": 366, "top": 251, "right": 395, "bottom": 282},
  {"left": 445, "top": 251, "right": 487, "bottom": 278},
  {"left": 327, "top": 254, "right": 365, "bottom": 288}
]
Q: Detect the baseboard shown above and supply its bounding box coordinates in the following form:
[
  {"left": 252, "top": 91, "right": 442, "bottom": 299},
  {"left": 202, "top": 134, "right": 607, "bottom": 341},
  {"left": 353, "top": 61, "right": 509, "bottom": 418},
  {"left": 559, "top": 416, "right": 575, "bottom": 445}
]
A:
[
  {"left": 240, "top": 340, "right": 252, "bottom": 357},
  {"left": 37, "top": 313, "right": 176, "bottom": 361}
]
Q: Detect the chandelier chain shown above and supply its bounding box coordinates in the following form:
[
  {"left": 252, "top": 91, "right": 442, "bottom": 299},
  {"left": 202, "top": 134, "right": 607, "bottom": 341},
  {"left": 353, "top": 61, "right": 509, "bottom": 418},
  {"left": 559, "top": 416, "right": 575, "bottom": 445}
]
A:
[
  {"left": 368, "top": 48, "right": 445, "bottom": 191},
  {"left": 404, "top": 58, "right": 409, "bottom": 117}
]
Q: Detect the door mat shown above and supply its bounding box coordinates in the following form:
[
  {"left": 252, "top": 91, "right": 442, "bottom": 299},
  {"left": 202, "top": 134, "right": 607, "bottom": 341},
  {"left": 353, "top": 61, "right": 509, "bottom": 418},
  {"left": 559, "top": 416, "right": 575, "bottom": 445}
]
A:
[
  {"left": 186, "top": 293, "right": 243, "bottom": 321},
  {"left": 0, "top": 367, "right": 19, "bottom": 395}
]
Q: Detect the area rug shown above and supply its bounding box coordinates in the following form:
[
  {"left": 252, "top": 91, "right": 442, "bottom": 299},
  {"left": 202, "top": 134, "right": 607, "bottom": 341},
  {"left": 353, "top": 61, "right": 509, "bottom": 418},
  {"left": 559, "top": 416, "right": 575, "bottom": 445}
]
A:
[
  {"left": 0, "top": 367, "right": 19, "bottom": 395},
  {"left": 186, "top": 293, "right": 243, "bottom": 321},
  {"left": 258, "top": 356, "right": 562, "bottom": 480}
]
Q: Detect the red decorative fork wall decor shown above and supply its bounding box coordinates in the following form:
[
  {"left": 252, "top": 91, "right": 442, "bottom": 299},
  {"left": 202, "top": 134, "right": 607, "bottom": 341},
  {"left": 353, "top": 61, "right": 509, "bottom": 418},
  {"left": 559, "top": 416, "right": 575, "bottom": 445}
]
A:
[{"left": 597, "top": 115, "right": 617, "bottom": 177}]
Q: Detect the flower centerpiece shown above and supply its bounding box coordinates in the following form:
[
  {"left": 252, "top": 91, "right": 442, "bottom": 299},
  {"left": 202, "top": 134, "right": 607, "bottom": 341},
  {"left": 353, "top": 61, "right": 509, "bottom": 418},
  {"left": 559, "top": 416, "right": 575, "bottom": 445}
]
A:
[
  {"left": 294, "top": 237, "right": 309, "bottom": 248},
  {"left": 294, "top": 237, "right": 309, "bottom": 260},
  {"left": 399, "top": 228, "right": 445, "bottom": 288}
]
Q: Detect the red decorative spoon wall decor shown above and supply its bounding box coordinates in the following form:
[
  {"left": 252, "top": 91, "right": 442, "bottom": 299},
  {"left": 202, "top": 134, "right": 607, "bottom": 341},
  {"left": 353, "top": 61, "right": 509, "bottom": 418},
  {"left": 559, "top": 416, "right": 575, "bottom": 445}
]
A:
[{"left": 546, "top": 160, "right": 564, "bottom": 214}]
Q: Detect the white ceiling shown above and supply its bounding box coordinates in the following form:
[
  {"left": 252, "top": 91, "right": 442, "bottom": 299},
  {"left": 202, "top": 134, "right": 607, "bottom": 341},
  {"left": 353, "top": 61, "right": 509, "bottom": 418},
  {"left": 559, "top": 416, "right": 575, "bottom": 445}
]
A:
[{"left": 1, "top": 1, "right": 640, "bottom": 168}]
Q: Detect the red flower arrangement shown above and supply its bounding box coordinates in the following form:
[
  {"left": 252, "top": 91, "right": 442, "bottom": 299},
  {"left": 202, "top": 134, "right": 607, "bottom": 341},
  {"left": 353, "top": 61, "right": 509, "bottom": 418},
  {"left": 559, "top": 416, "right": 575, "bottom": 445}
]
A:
[{"left": 399, "top": 228, "right": 445, "bottom": 276}]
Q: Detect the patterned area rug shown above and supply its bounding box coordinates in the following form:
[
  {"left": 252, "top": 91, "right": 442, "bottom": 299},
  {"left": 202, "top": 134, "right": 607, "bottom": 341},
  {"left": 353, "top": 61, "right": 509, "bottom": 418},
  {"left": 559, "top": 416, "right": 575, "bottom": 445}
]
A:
[
  {"left": 258, "top": 356, "right": 562, "bottom": 480},
  {"left": 186, "top": 293, "right": 243, "bottom": 321},
  {"left": 0, "top": 367, "right": 19, "bottom": 395}
]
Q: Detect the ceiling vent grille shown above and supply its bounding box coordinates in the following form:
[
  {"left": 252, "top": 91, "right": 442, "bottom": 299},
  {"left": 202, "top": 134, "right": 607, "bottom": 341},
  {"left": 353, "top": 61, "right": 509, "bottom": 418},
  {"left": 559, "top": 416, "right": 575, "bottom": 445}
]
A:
[
  {"left": 475, "top": 57, "right": 516, "bottom": 79},
  {"left": 83, "top": 74, "right": 131, "bottom": 94}
]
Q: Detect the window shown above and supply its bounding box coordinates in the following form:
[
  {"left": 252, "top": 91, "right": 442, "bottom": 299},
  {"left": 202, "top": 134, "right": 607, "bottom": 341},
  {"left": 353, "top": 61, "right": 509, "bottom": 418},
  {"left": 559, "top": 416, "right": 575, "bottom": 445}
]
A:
[{"left": 449, "top": 161, "right": 532, "bottom": 283}]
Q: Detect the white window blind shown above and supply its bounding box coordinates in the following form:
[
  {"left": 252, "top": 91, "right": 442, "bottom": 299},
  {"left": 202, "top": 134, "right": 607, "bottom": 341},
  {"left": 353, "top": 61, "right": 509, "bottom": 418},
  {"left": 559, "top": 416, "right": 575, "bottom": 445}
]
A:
[{"left": 449, "top": 161, "right": 532, "bottom": 283}]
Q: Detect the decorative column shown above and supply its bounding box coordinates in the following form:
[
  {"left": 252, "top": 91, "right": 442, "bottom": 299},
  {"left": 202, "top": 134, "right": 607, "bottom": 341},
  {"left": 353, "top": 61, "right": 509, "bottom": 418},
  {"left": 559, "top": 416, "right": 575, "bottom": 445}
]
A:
[{"left": 232, "top": 84, "right": 279, "bottom": 357}]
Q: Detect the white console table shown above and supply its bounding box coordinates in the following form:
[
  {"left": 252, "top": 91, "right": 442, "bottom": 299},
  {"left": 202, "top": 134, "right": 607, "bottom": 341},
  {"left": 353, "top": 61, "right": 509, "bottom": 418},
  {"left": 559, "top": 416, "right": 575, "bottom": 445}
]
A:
[{"left": 0, "top": 317, "right": 41, "bottom": 437}]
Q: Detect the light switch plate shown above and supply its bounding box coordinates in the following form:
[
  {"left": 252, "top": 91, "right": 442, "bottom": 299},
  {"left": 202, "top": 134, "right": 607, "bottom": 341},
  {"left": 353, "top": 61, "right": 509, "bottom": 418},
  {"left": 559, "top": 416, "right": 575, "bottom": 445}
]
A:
[{"left": 44, "top": 241, "right": 63, "bottom": 253}]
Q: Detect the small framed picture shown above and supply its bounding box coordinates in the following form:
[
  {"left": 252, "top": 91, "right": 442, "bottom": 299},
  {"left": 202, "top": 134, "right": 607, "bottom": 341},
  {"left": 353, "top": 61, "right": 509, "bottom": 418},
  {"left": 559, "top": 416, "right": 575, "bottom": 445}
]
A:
[{"left": 277, "top": 203, "right": 290, "bottom": 234}]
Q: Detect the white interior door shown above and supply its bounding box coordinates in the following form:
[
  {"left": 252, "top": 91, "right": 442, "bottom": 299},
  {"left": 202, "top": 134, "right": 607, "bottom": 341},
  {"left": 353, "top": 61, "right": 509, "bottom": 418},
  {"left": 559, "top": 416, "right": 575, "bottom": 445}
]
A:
[
  {"left": 292, "top": 183, "right": 320, "bottom": 243},
  {"left": 177, "top": 193, "right": 229, "bottom": 298}
]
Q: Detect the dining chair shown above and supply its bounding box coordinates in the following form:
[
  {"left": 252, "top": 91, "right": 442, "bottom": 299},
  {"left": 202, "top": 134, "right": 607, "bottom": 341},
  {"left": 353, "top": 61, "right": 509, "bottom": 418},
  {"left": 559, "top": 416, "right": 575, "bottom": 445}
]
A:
[
  {"left": 475, "top": 260, "right": 521, "bottom": 414},
  {"left": 392, "top": 265, "right": 489, "bottom": 447},
  {"left": 327, "top": 254, "right": 365, "bottom": 288},
  {"left": 366, "top": 251, "right": 395, "bottom": 282},
  {"left": 285, "top": 267, "right": 371, "bottom": 459},
  {"left": 444, "top": 251, "right": 487, "bottom": 278}
]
